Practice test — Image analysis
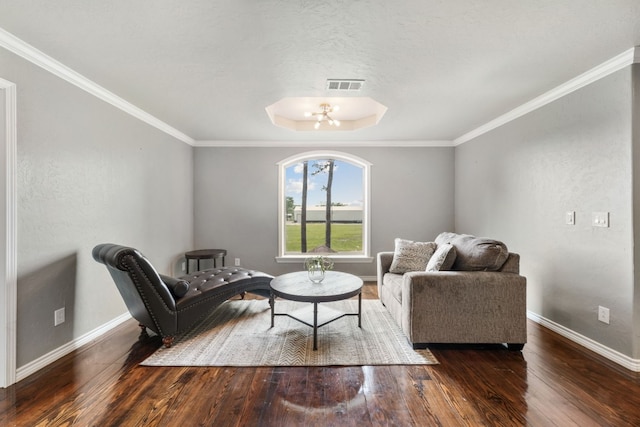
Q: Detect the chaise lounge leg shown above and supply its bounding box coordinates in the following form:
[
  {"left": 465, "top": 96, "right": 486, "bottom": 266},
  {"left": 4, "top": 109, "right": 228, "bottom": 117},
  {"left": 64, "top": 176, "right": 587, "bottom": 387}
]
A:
[
  {"left": 162, "top": 336, "right": 175, "bottom": 348},
  {"left": 137, "top": 324, "right": 150, "bottom": 342}
]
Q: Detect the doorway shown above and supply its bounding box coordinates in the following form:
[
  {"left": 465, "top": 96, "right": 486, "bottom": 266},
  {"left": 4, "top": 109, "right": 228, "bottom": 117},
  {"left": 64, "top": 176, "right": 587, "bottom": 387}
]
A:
[{"left": 0, "top": 78, "right": 17, "bottom": 388}]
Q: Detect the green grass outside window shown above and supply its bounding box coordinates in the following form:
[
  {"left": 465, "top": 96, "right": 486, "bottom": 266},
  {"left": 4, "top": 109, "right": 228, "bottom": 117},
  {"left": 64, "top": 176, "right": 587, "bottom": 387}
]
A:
[{"left": 285, "top": 223, "right": 362, "bottom": 253}]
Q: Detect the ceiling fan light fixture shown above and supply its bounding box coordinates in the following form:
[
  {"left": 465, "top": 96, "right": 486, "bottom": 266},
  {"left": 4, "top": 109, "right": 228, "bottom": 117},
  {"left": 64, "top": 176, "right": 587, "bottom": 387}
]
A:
[
  {"left": 306, "top": 103, "right": 341, "bottom": 130},
  {"left": 265, "top": 96, "right": 387, "bottom": 132}
]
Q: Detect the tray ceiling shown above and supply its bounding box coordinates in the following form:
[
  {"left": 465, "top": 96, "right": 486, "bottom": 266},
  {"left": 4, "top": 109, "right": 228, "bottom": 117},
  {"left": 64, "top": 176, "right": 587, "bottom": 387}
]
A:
[{"left": 1, "top": 1, "right": 639, "bottom": 143}]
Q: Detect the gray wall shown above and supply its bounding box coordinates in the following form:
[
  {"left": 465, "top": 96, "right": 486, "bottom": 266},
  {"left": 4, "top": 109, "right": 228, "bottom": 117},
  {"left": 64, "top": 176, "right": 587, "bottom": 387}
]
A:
[
  {"left": 1, "top": 49, "right": 194, "bottom": 367},
  {"left": 193, "top": 146, "right": 455, "bottom": 277},
  {"left": 8, "top": 36, "right": 635, "bottom": 369},
  {"left": 455, "top": 67, "right": 636, "bottom": 357}
]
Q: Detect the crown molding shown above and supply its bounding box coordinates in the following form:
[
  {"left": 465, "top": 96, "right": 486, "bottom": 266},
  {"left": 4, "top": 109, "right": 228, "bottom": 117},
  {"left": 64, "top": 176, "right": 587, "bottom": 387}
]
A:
[
  {"left": 454, "top": 46, "right": 639, "bottom": 146},
  {"left": 3, "top": 26, "right": 637, "bottom": 150},
  {"left": 0, "top": 28, "right": 194, "bottom": 145},
  {"left": 194, "top": 140, "right": 453, "bottom": 148}
]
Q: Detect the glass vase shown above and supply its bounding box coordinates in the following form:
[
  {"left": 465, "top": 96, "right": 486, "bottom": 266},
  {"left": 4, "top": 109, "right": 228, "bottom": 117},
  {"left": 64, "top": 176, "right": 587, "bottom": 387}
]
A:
[{"left": 307, "top": 264, "right": 325, "bottom": 283}]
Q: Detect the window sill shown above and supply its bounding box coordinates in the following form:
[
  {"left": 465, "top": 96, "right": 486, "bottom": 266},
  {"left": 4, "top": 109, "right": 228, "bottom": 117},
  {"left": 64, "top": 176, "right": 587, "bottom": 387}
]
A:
[{"left": 275, "top": 256, "right": 373, "bottom": 264}]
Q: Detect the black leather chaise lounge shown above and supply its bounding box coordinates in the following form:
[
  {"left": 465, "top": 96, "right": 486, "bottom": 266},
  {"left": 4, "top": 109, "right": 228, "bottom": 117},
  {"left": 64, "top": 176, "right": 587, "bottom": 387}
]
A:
[{"left": 92, "top": 243, "right": 273, "bottom": 347}]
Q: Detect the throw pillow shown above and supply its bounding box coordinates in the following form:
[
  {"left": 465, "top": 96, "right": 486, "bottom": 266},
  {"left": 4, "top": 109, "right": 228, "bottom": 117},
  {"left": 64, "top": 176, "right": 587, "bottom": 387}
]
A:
[
  {"left": 170, "top": 280, "right": 190, "bottom": 298},
  {"left": 426, "top": 243, "right": 457, "bottom": 272},
  {"left": 435, "top": 232, "right": 509, "bottom": 271},
  {"left": 389, "top": 238, "right": 437, "bottom": 273}
]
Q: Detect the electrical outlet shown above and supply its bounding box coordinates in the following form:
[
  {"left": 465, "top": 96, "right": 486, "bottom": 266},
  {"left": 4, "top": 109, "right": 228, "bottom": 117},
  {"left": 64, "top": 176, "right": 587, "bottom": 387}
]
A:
[
  {"left": 598, "top": 306, "right": 610, "bottom": 324},
  {"left": 181, "top": 261, "right": 186, "bottom": 272},
  {"left": 235, "top": 258, "right": 241, "bottom": 266},
  {"left": 54, "top": 307, "right": 65, "bottom": 326}
]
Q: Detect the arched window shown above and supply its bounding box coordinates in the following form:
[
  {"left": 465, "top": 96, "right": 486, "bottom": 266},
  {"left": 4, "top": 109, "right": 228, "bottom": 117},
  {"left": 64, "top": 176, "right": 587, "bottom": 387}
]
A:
[{"left": 276, "top": 151, "right": 371, "bottom": 262}]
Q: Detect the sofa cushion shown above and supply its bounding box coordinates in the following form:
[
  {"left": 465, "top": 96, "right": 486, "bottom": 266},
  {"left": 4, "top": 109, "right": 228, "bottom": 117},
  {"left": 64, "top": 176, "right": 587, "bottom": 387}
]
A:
[
  {"left": 435, "top": 232, "right": 508, "bottom": 271},
  {"left": 426, "top": 243, "right": 457, "bottom": 272},
  {"left": 389, "top": 238, "right": 437, "bottom": 273}
]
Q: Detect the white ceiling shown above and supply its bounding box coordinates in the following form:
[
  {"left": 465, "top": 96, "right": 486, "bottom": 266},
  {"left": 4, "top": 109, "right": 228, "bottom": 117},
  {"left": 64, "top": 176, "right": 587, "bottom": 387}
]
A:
[{"left": 1, "top": 1, "right": 639, "bottom": 143}]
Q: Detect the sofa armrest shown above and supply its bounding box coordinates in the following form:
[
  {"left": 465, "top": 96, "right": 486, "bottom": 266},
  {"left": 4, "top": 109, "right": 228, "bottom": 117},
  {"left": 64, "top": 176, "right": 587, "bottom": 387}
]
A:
[
  {"left": 499, "top": 253, "right": 520, "bottom": 274},
  {"left": 401, "top": 270, "right": 527, "bottom": 344},
  {"left": 404, "top": 270, "right": 524, "bottom": 288},
  {"left": 377, "top": 252, "right": 395, "bottom": 297}
]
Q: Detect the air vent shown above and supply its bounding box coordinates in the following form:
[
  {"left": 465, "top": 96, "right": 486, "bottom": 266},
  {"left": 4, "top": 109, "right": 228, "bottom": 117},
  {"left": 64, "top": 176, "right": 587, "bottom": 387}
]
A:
[{"left": 326, "top": 79, "right": 365, "bottom": 91}]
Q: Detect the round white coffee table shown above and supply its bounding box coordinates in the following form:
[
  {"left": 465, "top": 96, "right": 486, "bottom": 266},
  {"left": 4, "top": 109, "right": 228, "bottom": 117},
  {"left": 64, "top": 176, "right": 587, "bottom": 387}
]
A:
[{"left": 269, "top": 271, "right": 363, "bottom": 350}]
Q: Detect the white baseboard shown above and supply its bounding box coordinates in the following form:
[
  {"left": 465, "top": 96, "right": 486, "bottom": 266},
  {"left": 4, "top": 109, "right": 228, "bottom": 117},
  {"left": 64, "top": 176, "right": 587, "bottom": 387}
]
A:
[
  {"left": 13, "top": 279, "right": 378, "bottom": 383},
  {"left": 24, "top": 304, "right": 638, "bottom": 384},
  {"left": 16, "top": 312, "right": 132, "bottom": 382},
  {"left": 527, "top": 311, "right": 640, "bottom": 372}
]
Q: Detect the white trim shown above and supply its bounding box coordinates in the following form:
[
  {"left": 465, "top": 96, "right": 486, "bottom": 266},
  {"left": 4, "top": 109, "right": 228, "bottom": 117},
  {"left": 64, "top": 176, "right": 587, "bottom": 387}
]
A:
[
  {"left": 527, "top": 311, "right": 640, "bottom": 372},
  {"left": 0, "top": 28, "right": 194, "bottom": 146},
  {"left": 16, "top": 312, "right": 131, "bottom": 382},
  {"left": 277, "top": 151, "right": 372, "bottom": 260},
  {"left": 275, "top": 256, "right": 374, "bottom": 264},
  {"left": 195, "top": 140, "right": 453, "bottom": 148},
  {"left": 277, "top": 151, "right": 373, "bottom": 167},
  {"left": 0, "top": 78, "right": 17, "bottom": 388},
  {"left": 2, "top": 26, "right": 638, "bottom": 150},
  {"left": 454, "top": 47, "right": 639, "bottom": 146}
]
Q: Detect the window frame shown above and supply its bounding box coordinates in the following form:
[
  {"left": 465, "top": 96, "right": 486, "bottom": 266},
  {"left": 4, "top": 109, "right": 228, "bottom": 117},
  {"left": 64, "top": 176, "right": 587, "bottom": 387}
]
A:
[{"left": 276, "top": 150, "right": 372, "bottom": 263}]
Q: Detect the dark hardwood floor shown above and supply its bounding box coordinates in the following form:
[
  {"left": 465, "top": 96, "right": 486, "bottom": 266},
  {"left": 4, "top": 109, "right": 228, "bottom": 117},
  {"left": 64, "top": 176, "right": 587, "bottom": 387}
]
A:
[{"left": 2, "top": 283, "right": 640, "bottom": 426}]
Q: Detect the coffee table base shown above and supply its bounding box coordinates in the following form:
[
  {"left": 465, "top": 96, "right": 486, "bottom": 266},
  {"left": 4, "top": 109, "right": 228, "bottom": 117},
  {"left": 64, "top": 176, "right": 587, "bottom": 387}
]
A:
[{"left": 270, "top": 295, "right": 362, "bottom": 350}]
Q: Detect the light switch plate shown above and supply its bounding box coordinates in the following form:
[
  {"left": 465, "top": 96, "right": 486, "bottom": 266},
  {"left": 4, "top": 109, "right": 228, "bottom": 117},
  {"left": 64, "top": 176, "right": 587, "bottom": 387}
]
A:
[
  {"left": 565, "top": 211, "right": 575, "bottom": 225},
  {"left": 592, "top": 212, "right": 609, "bottom": 228}
]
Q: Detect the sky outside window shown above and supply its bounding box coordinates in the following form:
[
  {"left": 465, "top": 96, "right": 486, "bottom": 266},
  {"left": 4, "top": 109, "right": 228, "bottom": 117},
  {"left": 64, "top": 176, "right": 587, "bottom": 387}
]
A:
[{"left": 285, "top": 159, "right": 363, "bottom": 207}]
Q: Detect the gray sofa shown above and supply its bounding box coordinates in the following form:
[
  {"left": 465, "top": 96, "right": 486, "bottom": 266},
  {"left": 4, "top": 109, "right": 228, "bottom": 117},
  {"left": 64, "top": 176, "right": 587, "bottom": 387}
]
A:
[{"left": 377, "top": 232, "right": 527, "bottom": 350}]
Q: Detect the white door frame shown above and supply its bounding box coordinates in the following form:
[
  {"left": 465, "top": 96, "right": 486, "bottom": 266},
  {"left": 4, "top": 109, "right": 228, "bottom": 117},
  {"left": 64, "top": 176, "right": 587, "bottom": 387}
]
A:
[{"left": 0, "top": 78, "right": 17, "bottom": 388}]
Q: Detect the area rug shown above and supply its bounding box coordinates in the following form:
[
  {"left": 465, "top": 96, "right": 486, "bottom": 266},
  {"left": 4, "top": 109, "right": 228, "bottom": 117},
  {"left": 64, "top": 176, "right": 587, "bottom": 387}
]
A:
[{"left": 141, "top": 299, "right": 438, "bottom": 366}]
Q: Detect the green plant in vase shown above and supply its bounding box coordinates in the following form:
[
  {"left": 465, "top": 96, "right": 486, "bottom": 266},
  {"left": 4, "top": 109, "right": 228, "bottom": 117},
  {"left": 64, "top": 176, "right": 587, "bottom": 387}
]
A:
[{"left": 304, "top": 256, "right": 334, "bottom": 283}]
